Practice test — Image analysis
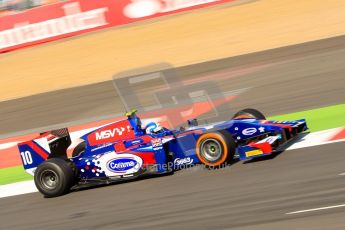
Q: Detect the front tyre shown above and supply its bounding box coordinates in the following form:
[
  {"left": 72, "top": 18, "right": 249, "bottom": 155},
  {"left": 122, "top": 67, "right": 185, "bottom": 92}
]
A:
[
  {"left": 196, "top": 131, "right": 236, "bottom": 168},
  {"left": 34, "top": 158, "right": 76, "bottom": 198},
  {"left": 232, "top": 108, "right": 266, "bottom": 120}
]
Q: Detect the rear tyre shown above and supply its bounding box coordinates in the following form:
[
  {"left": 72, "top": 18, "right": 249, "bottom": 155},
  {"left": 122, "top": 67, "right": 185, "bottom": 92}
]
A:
[
  {"left": 232, "top": 108, "right": 266, "bottom": 120},
  {"left": 34, "top": 158, "right": 76, "bottom": 198},
  {"left": 196, "top": 131, "right": 236, "bottom": 168}
]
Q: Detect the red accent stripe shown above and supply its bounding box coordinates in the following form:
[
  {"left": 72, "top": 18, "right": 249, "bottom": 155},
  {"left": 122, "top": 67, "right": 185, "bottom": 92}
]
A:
[
  {"left": 329, "top": 128, "right": 345, "bottom": 141},
  {"left": 127, "top": 151, "right": 156, "bottom": 166},
  {"left": 29, "top": 141, "right": 49, "bottom": 160},
  {"left": 249, "top": 142, "right": 272, "bottom": 154}
]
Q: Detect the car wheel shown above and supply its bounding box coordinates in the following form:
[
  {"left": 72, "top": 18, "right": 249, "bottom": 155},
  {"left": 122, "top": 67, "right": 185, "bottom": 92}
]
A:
[
  {"left": 232, "top": 108, "right": 266, "bottom": 120},
  {"left": 196, "top": 131, "right": 235, "bottom": 168},
  {"left": 34, "top": 158, "right": 76, "bottom": 197}
]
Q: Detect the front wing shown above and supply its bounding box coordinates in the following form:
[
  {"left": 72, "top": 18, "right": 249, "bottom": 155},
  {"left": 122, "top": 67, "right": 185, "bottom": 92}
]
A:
[{"left": 237, "top": 119, "right": 308, "bottom": 160}]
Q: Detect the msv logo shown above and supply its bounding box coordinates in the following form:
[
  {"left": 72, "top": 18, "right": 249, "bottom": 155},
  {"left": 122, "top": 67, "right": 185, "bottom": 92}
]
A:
[
  {"left": 107, "top": 158, "right": 138, "bottom": 172},
  {"left": 96, "top": 129, "right": 116, "bottom": 140},
  {"left": 95, "top": 127, "right": 127, "bottom": 140}
]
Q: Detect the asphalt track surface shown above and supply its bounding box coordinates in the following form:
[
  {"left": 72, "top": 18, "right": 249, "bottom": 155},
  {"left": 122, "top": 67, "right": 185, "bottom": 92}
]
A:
[
  {"left": 1, "top": 35, "right": 345, "bottom": 137},
  {"left": 1, "top": 142, "right": 345, "bottom": 230},
  {"left": 0, "top": 36, "right": 345, "bottom": 229}
]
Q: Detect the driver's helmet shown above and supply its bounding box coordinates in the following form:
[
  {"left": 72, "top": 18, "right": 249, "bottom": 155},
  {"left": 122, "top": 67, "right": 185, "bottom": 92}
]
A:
[{"left": 145, "top": 122, "right": 164, "bottom": 135}]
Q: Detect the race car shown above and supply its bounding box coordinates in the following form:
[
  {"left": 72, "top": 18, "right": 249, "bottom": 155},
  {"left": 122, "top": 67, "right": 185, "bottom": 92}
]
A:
[{"left": 18, "top": 108, "right": 308, "bottom": 197}]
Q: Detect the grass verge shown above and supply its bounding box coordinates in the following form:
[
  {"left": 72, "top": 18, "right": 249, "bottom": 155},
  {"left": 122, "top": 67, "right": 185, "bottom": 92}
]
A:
[
  {"left": 0, "top": 166, "right": 33, "bottom": 185},
  {"left": 269, "top": 104, "right": 345, "bottom": 133}
]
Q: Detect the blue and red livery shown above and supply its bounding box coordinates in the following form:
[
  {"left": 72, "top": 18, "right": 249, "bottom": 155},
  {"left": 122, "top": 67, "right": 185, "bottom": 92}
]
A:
[{"left": 18, "top": 108, "right": 307, "bottom": 197}]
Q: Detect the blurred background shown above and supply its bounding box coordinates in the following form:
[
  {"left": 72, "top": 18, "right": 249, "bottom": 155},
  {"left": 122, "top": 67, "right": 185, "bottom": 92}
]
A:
[
  {"left": 0, "top": 0, "right": 63, "bottom": 16},
  {"left": 0, "top": 0, "right": 345, "bottom": 229},
  {"left": 1, "top": 0, "right": 344, "bottom": 137}
]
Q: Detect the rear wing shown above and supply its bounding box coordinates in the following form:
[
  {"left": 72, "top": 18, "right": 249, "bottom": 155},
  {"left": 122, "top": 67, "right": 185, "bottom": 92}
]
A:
[{"left": 17, "top": 128, "right": 71, "bottom": 176}]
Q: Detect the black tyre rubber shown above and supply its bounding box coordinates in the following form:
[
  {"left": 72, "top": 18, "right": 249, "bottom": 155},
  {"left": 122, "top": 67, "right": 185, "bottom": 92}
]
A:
[
  {"left": 34, "top": 158, "right": 76, "bottom": 198},
  {"left": 196, "top": 130, "right": 236, "bottom": 168},
  {"left": 72, "top": 141, "right": 86, "bottom": 158},
  {"left": 232, "top": 108, "right": 266, "bottom": 120}
]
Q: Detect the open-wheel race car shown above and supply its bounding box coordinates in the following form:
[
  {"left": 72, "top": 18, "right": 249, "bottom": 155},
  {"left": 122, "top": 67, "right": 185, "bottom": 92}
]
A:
[{"left": 18, "top": 108, "right": 308, "bottom": 197}]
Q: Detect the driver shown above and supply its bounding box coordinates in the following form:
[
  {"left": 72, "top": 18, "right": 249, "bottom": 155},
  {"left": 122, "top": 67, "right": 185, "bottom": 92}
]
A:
[
  {"left": 126, "top": 109, "right": 170, "bottom": 137},
  {"left": 145, "top": 122, "right": 165, "bottom": 137}
]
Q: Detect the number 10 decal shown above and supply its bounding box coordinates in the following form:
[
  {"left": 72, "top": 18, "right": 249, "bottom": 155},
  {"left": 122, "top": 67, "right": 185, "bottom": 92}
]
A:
[{"left": 20, "top": 151, "right": 33, "bottom": 165}]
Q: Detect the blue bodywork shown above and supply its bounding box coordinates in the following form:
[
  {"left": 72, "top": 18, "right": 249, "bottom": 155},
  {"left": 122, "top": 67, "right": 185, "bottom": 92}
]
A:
[{"left": 18, "top": 111, "right": 308, "bottom": 183}]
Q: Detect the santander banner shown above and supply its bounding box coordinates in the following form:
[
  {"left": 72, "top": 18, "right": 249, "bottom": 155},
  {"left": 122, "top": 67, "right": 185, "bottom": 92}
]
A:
[{"left": 0, "top": 0, "right": 235, "bottom": 53}]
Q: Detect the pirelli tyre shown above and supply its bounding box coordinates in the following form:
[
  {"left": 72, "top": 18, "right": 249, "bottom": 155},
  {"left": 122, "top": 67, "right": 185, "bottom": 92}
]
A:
[
  {"left": 34, "top": 158, "right": 76, "bottom": 198},
  {"left": 72, "top": 141, "right": 86, "bottom": 158},
  {"left": 196, "top": 131, "right": 236, "bottom": 168},
  {"left": 232, "top": 108, "right": 266, "bottom": 120}
]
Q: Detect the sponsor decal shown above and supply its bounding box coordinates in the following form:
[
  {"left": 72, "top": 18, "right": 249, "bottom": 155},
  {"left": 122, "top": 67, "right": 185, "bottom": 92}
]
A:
[
  {"left": 242, "top": 127, "right": 257, "bottom": 136},
  {"left": 245, "top": 149, "right": 263, "bottom": 157},
  {"left": 122, "top": 174, "right": 134, "bottom": 178},
  {"left": 107, "top": 157, "right": 138, "bottom": 172},
  {"left": 131, "top": 139, "right": 142, "bottom": 145},
  {"left": 272, "top": 121, "right": 291, "bottom": 124},
  {"left": 95, "top": 152, "right": 143, "bottom": 176},
  {"left": 174, "top": 157, "right": 193, "bottom": 165},
  {"left": 257, "top": 136, "right": 278, "bottom": 144},
  {"left": 87, "top": 120, "right": 135, "bottom": 146},
  {"left": 90, "top": 143, "right": 113, "bottom": 152},
  {"left": 124, "top": 0, "right": 222, "bottom": 18},
  {"left": 265, "top": 136, "right": 278, "bottom": 144},
  {"left": 96, "top": 129, "right": 117, "bottom": 140},
  {"left": 95, "top": 126, "right": 130, "bottom": 140},
  {"left": 151, "top": 138, "right": 162, "bottom": 147},
  {"left": 258, "top": 126, "right": 265, "bottom": 133},
  {"left": 0, "top": 2, "right": 108, "bottom": 50},
  {"left": 1, "top": 0, "right": 235, "bottom": 53}
]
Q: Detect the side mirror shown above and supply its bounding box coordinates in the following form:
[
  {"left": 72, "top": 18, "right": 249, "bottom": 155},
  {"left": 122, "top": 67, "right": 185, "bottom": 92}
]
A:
[{"left": 187, "top": 119, "right": 198, "bottom": 127}]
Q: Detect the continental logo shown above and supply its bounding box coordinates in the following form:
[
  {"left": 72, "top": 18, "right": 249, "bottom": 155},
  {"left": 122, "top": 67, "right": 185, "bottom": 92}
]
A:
[
  {"left": 124, "top": 0, "right": 221, "bottom": 18},
  {"left": 0, "top": 2, "right": 108, "bottom": 49}
]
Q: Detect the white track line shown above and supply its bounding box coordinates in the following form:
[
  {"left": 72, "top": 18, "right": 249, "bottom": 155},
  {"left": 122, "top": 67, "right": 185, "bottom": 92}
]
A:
[
  {"left": 0, "top": 180, "right": 37, "bottom": 198},
  {"left": 0, "top": 141, "right": 20, "bottom": 150},
  {"left": 338, "top": 172, "right": 345, "bottom": 176},
  {"left": 286, "top": 204, "right": 345, "bottom": 215},
  {"left": 287, "top": 127, "right": 344, "bottom": 150}
]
